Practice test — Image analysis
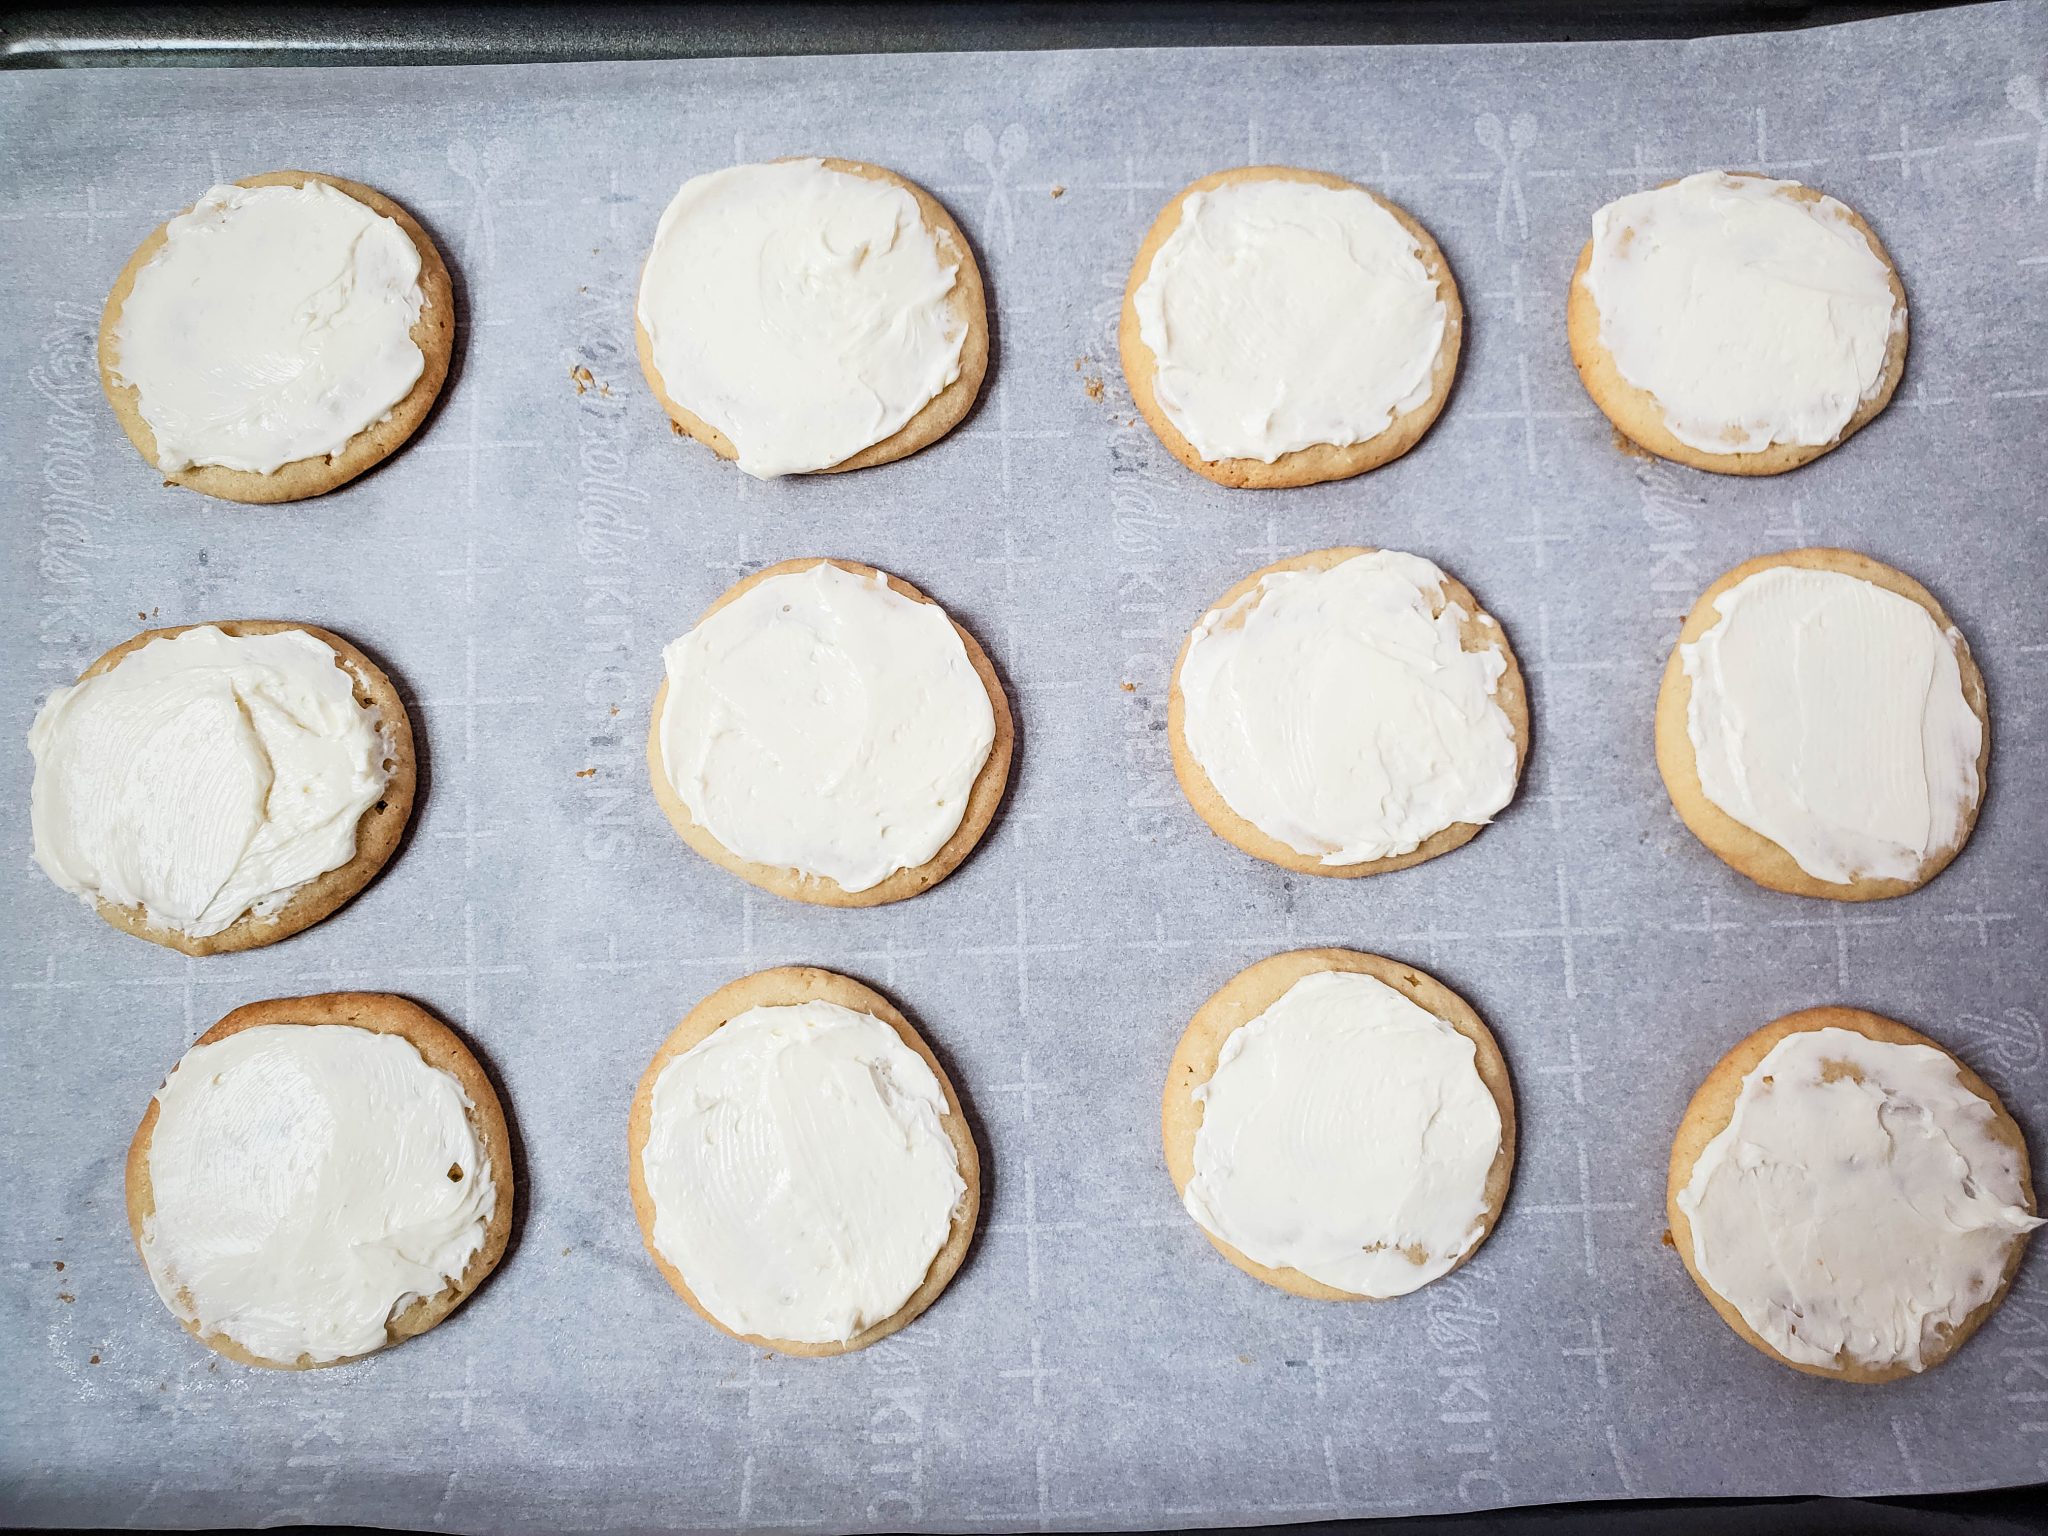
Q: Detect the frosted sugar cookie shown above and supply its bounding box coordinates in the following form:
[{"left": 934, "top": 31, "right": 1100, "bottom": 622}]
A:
[
  {"left": 629, "top": 967, "right": 981, "bottom": 1354},
  {"left": 1568, "top": 171, "right": 1907, "bottom": 474},
  {"left": 1120, "top": 166, "right": 1461, "bottom": 488},
  {"left": 100, "top": 170, "right": 454, "bottom": 503},
  {"left": 1669, "top": 1006, "right": 2039, "bottom": 1381},
  {"left": 1656, "top": 548, "right": 1987, "bottom": 900},
  {"left": 1163, "top": 948, "right": 1515, "bottom": 1300},
  {"left": 648, "top": 559, "right": 1012, "bottom": 905},
  {"left": 127, "top": 992, "right": 513, "bottom": 1370},
  {"left": 636, "top": 158, "right": 988, "bottom": 477},
  {"left": 1168, "top": 548, "right": 1526, "bottom": 876},
  {"left": 28, "top": 621, "right": 415, "bottom": 954}
]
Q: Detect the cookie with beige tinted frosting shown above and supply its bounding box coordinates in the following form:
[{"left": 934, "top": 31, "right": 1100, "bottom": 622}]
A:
[{"left": 1667, "top": 1005, "right": 2036, "bottom": 1382}]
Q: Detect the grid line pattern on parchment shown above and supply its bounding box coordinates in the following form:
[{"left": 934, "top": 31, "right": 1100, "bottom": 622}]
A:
[{"left": 2, "top": 5, "right": 2046, "bottom": 1530}]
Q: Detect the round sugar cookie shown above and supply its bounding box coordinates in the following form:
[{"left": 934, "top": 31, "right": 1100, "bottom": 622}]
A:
[
  {"left": 1567, "top": 171, "right": 1907, "bottom": 476},
  {"left": 99, "top": 170, "right": 456, "bottom": 503},
  {"left": 635, "top": 157, "right": 989, "bottom": 475},
  {"left": 1163, "top": 948, "right": 1516, "bottom": 1300},
  {"left": 1655, "top": 548, "right": 1988, "bottom": 901},
  {"left": 1119, "top": 166, "right": 1462, "bottom": 489},
  {"left": 125, "top": 992, "right": 514, "bottom": 1370},
  {"left": 647, "top": 558, "right": 1013, "bottom": 907},
  {"left": 1168, "top": 548, "right": 1528, "bottom": 878},
  {"left": 32, "top": 620, "right": 416, "bottom": 955},
  {"left": 628, "top": 966, "right": 982, "bottom": 1355},
  {"left": 1667, "top": 1006, "right": 2037, "bottom": 1382}
]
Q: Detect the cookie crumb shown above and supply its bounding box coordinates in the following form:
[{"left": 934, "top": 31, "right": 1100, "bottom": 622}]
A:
[
  {"left": 572, "top": 365, "right": 595, "bottom": 396},
  {"left": 1085, "top": 376, "right": 1104, "bottom": 401},
  {"left": 610, "top": 705, "right": 621, "bottom": 717},
  {"left": 1237, "top": 1353, "right": 1253, "bottom": 1365},
  {"left": 561, "top": 1246, "right": 572, "bottom": 1256},
  {"left": 1119, "top": 681, "right": 1136, "bottom": 693},
  {"left": 53, "top": 1261, "right": 64, "bottom": 1271},
  {"left": 1612, "top": 428, "right": 1653, "bottom": 462},
  {"left": 1051, "top": 184, "right": 1066, "bottom": 199},
  {"left": 1661, "top": 1228, "right": 1676, "bottom": 1247},
  {"left": 58, "top": 1292, "right": 74, "bottom": 1304},
  {"left": 89, "top": 1354, "right": 101, "bottom": 1365},
  {"left": 575, "top": 767, "right": 597, "bottom": 779}
]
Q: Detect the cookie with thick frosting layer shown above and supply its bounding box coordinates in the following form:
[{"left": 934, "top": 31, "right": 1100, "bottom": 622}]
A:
[
  {"left": 29, "top": 620, "right": 416, "bottom": 954},
  {"left": 1120, "top": 166, "right": 1462, "bottom": 488},
  {"left": 1655, "top": 547, "right": 1987, "bottom": 901},
  {"left": 1667, "top": 1005, "right": 2037, "bottom": 1382},
  {"left": 628, "top": 966, "right": 981, "bottom": 1355},
  {"left": 1168, "top": 547, "right": 1527, "bottom": 878},
  {"left": 126, "top": 992, "right": 514, "bottom": 1370},
  {"left": 635, "top": 157, "right": 988, "bottom": 476},
  {"left": 647, "top": 558, "right": 1012, "bottom": 906},
  {"left": 1163, "top": 948, "right": 1516, "bottom": 1300},
  {"left": 100, "top": 170, "right": 455, "bottom": 503},
  {"left": 1567, "top": 171, "right": 1907, "bottom": 476}
]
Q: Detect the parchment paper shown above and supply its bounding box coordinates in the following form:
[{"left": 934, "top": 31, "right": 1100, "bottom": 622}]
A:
[{"left": 4, "top": 4, "right": 2046, "bottom": 1528}]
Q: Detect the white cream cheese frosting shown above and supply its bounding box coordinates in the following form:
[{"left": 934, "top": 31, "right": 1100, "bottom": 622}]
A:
[
  {"left": 1133, "top": 176, "right": 1447, "bottom": 463},
  {"left": 1179, "top": 551, "right": 1517, "bottom": 865},
  {"left": 637, "top": 159, "right": 967, "bottom": 478},
  {"left": 1682, "top": 565, "right": 1980, "bottom": 885},
  {"left": 112, "top": 180, "right": 427, "bottom": 475},
  {"left": 1185, "top": 970, "right": 1503, "bottom": 1298},
  {"left": 1678, "top": 1026, "right": 2041, "bottom": 1373},
  {"left": 1584, "top": 171, "right": 1901, "bottom": 454},
  {"left": 141, "top": 1023, "right": 495, "bottom": 1365},
  {"left": 29, "top": 626, "right": 390, "bottom": 938},
  {"left": 658, "top": 563, "right": 996, "bottom": 892},
  {"left": 641, "top": 1000, "right": 966, "bottom": 1344}
]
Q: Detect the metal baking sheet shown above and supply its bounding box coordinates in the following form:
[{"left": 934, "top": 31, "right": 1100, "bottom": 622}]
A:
[{"left": 3, "top": 3, "right": 2046, "bottom": 1527}]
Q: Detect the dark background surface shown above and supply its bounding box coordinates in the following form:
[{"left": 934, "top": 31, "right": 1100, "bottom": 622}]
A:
[
  {"left": 0, "top": 2, "right": 1980, "bottom": 68},
  {"left": 2, "top": 4, "right": 2040, "bottom": 1535}
]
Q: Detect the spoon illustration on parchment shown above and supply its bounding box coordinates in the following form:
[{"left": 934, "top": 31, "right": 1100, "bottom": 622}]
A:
[
  {"left": 447, "top": 137, "right": 519, "bottom": 270},
  {"left": 965, "top": 123, "right": 1027, "bottom": 250}
]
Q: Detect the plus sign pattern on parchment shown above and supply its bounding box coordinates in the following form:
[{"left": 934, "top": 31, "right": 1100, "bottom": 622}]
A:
[{"left": 3, "top": 3, "right": 2045, "bottom": 1527}]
